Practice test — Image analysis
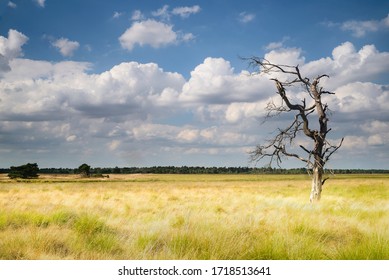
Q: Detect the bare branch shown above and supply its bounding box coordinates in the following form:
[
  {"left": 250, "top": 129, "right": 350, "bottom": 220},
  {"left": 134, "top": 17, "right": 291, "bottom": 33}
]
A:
[
  {"left": 277, "top": 145, "right": 311, "bottom": 164},
  {"left": 299, "top": 145, "right": 311, "bottom": 154},
  {"left": 322, "top": 177, "right": 330, "bottom": 185},
  {"left": 263, "top": 99, "right": 289, "bottom": 121},
  {"left": 323, "top": 137, "right": 344, "bottom": 164},
  {"left": 314, "top": 74, "right": 329, "bottom": 81},
  {"left": 253, "top": 58, "right": 298, "bottom": 76},
  {"left": 321, "top": 90, "right": 335, "bottom": 95}
]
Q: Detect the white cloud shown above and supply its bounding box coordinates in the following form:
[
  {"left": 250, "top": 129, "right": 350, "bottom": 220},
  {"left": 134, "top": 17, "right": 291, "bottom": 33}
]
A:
[
  {"left": 151, "top": 5, "right": 201, "bottom": 21},
  {"left": 0, "top": 59, "right": 185, "bottom": 121},
  {"left": 8, "top": 1, "right": 17, "bottom": 8},
  {"left": 265, "top": 41, "right": 283, "bottom": 50},
  {"left": 302, "top": 42, "right": 389, "bottom": 87},
  {"left": 131, "top": 10, "right": 144, "bottom": 21},
  {"left": 152, "top": 5, "right": 170, "bottom": 21},
  {"left": 367, "top": 134, "right": 384, "bottom": 146},
  {"left": 0, "top": 29, "right": 28, "bottom": 59},
  {"left": 264, "top": 36, "right": 290, "bottom": 50},
  {"left": 34, "top": 0, "right": 45, "bottom": 8},
  {"left": 119, "top": 19, "right": 193, "bottom": 51},
  {"left": 177, "top": 129, "right": 199, "bottom": 142},
  {"left": 342, "top": 20, "right": 378, "bottom": 37},
  {"left": 108, "top": 140, "right": 121, "bottom": 151},
  {"left": 180, "top": 57, "right": 273, "bottom": 104},
  {"left": 1, "top": 40, "right": 389, "bottom": 168},
  {"left": 238, "top": 12, "right": 255, "bottom": 23},
  {"left": 341, "top": 136, "right": 367, "bottom": 151},
  {"left": 361, "top": 120, "right": 389, "bottom": 134},
  {"left": 172, "top": 5, "right": 201, "bottom": 18},
  {"left": 264, "top": 47, "right": 305, "bottom": 66},
  {"left": 112, "top": 11, "right": 124, "bottom": 19},
  {"left": 331, "top": 82, "right": 389, "bottom": 114},
  {"left": 340, "top": 13, "right": 389, "bottom": 37},
  {"left": 132, "top": 123, "right": 178, "bottom": 141},
  {"left": 181, "top": 32, "right": 195, "bottom": 42},
  {"left": 52, "top": 38, "right": 80, "bottom": 57},
  {"left": 0, "top": 58, "right": 189, "bottom": 166},
  {"left": 0, "top": 29, "right": 28, "bottom": 75},
  {"left": 66, "top": 135, "right": 77, "bottom": 142},
  {"left": 4, "top": 58, "right": 90, "bottom": 81},
  {"left": 225, "top": 102, "right": 268, "bottom": 123},
  {"left": 119, "top": 20, "right": 176, "bottom": 50}
]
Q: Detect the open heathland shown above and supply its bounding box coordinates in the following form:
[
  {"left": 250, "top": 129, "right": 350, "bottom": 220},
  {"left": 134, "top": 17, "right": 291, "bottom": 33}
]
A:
[{"left": 0, "top": 173, "right": 388, "bottom": 259}]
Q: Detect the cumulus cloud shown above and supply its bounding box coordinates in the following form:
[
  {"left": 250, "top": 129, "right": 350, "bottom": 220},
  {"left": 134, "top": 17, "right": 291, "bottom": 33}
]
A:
[
  {"left": 52, "top": 38, "right": 80, "bottom": 57},
  {"left": 341, "top": 136, "right": 367, "bottom": 151},
  {"left": 302, "top": 42, "right": 389, "bottom": 87},
  {"left": 0, "top": 29, "right": 28, "bottom": 75},
  {"left": 0, "top": 29, "right": 28, "bottom": 59},
  {"left": 122, "top": 6, "right": 198, "bottom": 51},
  {"left": 180, "top": 57, "right": 273, "bottom": 104},
  {"left": 119, "top": 19, "right": 193, "bottom": 51},
  {"left": 0, "top": 59, "right": 185, "bottom": 122},
  {"left": 224, "top": 102, "right": 268, "bottom": 123},
  {"left": 0, "top": 40, "right": 388, "bottom": 168},
  {"left": 362, "top": 120, "right": 389, "bottom": 134},
  {"left": 330, "top": 82, "right": 389, "bottom": 114},
  {"left": 362, "top": 120, "right": 389, "bottom": 146},
  {"left": 5, "top": 59, "right": 91, "bottom": 81},
  {"left": 0, "top": 58, "right": 189, "bottom": 166},
  {"left": 264, "top": 47, "right": 305, "bottom": 66},
  {"left": 119, "top": 20, "right": 176, "bottom": 50}
]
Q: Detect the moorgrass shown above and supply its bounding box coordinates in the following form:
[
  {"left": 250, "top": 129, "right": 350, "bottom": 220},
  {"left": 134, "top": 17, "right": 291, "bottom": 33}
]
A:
[{"left": 0, "top": 174, "right": 388, "bottom": 259}]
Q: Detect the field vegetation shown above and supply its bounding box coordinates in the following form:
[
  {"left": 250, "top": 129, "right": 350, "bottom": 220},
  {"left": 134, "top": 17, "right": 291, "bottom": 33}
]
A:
[{"left": 0, "top": 173, "right": 388, "bottom": 259}]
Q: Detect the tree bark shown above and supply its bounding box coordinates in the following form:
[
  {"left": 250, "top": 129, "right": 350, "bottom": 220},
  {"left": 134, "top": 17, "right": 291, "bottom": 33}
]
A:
[{"left": 310, "top": 165, "right": 323, "bottom": 202}]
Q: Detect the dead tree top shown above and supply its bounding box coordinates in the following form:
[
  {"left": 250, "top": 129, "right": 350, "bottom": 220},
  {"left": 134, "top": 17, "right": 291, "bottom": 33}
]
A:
[{"left": 249, "top": 58, "right": 343, "bottom": 171}]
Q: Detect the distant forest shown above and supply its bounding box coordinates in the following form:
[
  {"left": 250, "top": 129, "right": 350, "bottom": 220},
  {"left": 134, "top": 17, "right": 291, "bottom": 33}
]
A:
[{"left": 1, "top": 166, "right": 388, "bottom": 175}]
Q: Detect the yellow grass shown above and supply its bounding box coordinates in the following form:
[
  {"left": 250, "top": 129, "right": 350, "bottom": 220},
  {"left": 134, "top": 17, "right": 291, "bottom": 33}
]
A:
[{"left": 0, "top": 173, "right": 388, "bottom": 259}]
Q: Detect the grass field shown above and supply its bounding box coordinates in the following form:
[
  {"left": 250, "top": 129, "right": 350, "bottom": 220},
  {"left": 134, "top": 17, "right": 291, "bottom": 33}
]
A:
[{"left": 0, "top": 173, "right": 388, "bottom": 259}]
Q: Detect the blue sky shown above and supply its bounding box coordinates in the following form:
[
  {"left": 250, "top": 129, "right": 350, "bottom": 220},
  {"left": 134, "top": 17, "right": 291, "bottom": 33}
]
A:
[{"left": 0, "top": 0, "right": 388, "bottom": 169}]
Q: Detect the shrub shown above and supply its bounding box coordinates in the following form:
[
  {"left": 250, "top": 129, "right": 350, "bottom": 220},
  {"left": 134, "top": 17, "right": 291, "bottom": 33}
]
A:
[{"left": 8, "top": 163, "right": 39, "bottom": 179}]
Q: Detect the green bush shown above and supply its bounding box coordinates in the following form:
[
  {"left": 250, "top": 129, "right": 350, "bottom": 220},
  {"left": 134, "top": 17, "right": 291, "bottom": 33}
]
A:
[{"left": 8, "top": 163, "right": 39, "bottom": 179}]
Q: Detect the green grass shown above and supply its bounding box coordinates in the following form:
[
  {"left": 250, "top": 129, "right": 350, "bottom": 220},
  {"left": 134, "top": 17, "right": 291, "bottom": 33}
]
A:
[{"left": 0, "top": 174, "right": 388, "bottom": 259}]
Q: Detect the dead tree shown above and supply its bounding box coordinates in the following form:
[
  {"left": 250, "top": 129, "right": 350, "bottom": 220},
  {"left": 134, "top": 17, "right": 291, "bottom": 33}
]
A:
[{"left": 249, "top": 59, "right": 343, "bottom": 202}]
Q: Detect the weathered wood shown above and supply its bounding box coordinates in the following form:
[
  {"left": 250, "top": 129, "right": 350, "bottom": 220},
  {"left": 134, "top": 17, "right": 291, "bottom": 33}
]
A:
[{"left": 249, "top": 59, "right": 343, "bottom": 202}]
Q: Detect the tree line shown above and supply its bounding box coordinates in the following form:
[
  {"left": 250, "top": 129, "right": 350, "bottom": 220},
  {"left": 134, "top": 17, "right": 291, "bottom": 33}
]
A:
[{"left": 1, "top": 163, "right": 388, "bottom": 179}]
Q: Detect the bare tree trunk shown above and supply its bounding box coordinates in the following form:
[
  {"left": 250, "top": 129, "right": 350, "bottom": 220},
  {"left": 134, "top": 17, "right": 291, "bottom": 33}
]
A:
[{"left": 310, "top": 165, "right": 323, "bottom": 202}]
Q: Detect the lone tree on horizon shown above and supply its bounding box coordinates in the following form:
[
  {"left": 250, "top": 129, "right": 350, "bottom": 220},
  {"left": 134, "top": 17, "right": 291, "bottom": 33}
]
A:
[
  {"left": 78, "top": 163, "right": 91, "bottom": 177},
  {"left": 249, "top": 59, "right": 343, "bottom": 202}
]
